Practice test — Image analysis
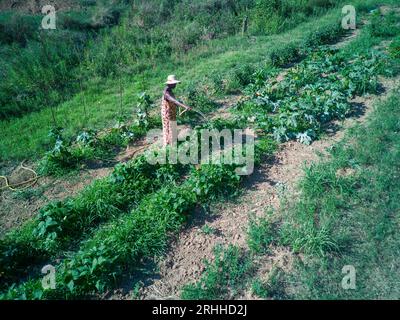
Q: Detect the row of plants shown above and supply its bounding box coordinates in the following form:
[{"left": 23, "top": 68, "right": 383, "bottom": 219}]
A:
[
  {"left": 39, "top": 93, "right": 157, "bottom": 176},
  {"left": 0, "top": 150, "right": 188, "bottom": 290},
  {"left": 232, "top": 46, "right": 396, "bottom": 146},
  {"left": 0, "top": 133, "right": 276, "bottom": 299},
  {"left": 179, "top": 9, "right": 400, "bottom": 299}
]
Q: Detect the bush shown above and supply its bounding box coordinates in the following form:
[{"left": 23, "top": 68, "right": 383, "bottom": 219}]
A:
[
  {"left": 0, "top": 31, "right": 86, "bottom": 119},
  {"left": 224, "top": 64, "right": 257, "bottom": 93},
  {"left": 368, "top": 12, "right": 400, "bottom": 38},
  {"left": 303, "top": 23, "right": 345, "bottom": 48},
  {"left": 270, "top": 43, "right": 302, "bottom": 67},
  {"left": 250, "top": 0, "right": 336, "bottom": 35},
  {"left": 0, "top": 13, "right": 39, "bottom": 46},
  {"left": 183, "top": 85, "right": 219, "bottom": 120}
]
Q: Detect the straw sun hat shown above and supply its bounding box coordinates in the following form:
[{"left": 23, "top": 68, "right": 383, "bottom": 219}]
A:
[{"left": 165, "top": 75, "right": 181, "bottom": 85}]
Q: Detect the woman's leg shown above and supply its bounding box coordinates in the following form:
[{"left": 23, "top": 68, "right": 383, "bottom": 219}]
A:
[{"left": 161, "top": 106, "right": 171, "bottom": 146}]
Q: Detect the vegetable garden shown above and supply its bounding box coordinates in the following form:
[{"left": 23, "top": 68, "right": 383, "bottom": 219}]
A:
[{"left": 1, "top": 3, "right": 399, "bottom": 300}]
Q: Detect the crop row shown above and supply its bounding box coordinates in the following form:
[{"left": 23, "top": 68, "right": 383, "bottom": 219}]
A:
[
  {"left": 0, "top": 17, "right": 390, "bottom": 298},
  {"left": 0, "top": 152, "right": 188, "bottom": 289},
  {"left": 233, "top": 46, "right": 396, "bottom": 145},
  {"left": 1, "top": 135, "right": 275, "bottom": 299}
]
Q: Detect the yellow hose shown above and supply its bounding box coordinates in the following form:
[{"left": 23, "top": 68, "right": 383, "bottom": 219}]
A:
[{"left": 0, "top": 161, "right": 40, "bottom": 192}]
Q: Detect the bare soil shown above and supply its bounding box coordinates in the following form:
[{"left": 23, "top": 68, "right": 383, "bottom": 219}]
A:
[{"left": 0, "top": 165, "right": 111, "bottom": 237}]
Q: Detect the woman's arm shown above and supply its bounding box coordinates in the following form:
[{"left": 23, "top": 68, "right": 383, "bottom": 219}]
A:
[{"left": 165, "top": 92, "right": 192, "bottom": 110}]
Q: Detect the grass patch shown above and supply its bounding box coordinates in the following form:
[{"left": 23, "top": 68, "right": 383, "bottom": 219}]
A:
[
  {"left": 181, "top": 245, "right": 253, "bottom": 300},
  {"left": 0, "top": 5, "right": 349, "bottom": 161},
  {"left": 277, "top": 88, "right": 400, "bottom": 299}
]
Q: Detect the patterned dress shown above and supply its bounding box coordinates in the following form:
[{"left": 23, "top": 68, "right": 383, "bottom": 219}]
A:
[{"left": 161, "top": 88, "right": 177, "bottom": 146}]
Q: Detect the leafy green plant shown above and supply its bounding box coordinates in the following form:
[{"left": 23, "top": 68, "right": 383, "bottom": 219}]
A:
[
  {"left": 201, "top": 225, "right": 217, "bottom": 235},
  {"left": 247, "top": 214, "right": 277, "bottom": 254},
  {"left": 270, "top": 44, "right": 301, "bottom": 67},
  {"left": 135, "top": 92, "right": 152, "bottom": 126},
  {"left": 389, "top": 37, "right": 400, "bottom": 59}
]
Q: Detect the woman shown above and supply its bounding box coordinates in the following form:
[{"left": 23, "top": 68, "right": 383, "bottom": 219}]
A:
[{"left": 161, "top": 75, "right": 192, "bottom": 146}]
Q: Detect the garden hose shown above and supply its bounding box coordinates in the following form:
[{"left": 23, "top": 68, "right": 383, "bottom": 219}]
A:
[
  {"left": 0, "top": 161, "right": 40, "bottom": 192},
  {"left": 180, "top": 107, "right": 208, "bottom": 121}
]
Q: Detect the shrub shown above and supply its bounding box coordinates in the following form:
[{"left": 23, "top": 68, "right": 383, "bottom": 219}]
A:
[
  {"left": 303, "top": 23, "right": 345, "bottom": 48},
  {"left": 184, "top": 85, "right": 219, "bottom": 119},
  {"left": 247, "top": 214, "right": 277, "bottom": 254},
  {"left": 224, "top": 64, "right": 257, "bottom": 93},
  {"left": 368, "top": 12, "right": 400, "bottom": 38},
  {"left": 0, "top": 32, "right": 86, "bottom": 119},
  {"left": 270, "top": 43, "right": 302, "bottom": 67},
  {"left": 0, "top": 13, "right": 39, "bottom": 45}
]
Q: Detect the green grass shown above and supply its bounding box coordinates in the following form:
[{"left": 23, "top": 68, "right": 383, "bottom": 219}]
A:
[
  {"left": 178, "top": 4, "right": 400, "bottom": 300},
  {"left": 277, "top": 87, "right": 400, "bottom": 299},
  {"left": 0, "top": 6, "right": 347, "bottom": 162},
  {"left": 181, "top": 245, "right": 253, "bottom": 300},
  {"left": 247, "top": 213, "right": 278, "bottom": 255}
]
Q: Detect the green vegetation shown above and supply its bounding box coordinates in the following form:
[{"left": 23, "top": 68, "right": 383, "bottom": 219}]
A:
[
  {"left": 278, "top": 87, "right": 400, "bottom": 299},
  {"left": 182, "top": 245, "right": 253, "bottom": 300},
  {"left": 1, "top": 0, "right": 399, "bottom": 302},
  {"left": 247, "top": 213, "right": 277, "bottom": 254},
  {"left": 0, "top": 0, "right": 128, "bottom": 120},
  {"left": 235, "top": 46, "right": 394, "bottom": 145},
  {"left": 178, "top": 3, "right": 400, "bottom": 300},
  {"left": 251, "top": 267, "right": 286, "bottom": 299},
  {"left": 0, "top": 153, "right": 187, "bottom": 290},
  {"left": 1, "top": 153, "right": 271, "bottom": 299},
  {"left": 0, "top": 0, "right": 349, "bottom": 161}
]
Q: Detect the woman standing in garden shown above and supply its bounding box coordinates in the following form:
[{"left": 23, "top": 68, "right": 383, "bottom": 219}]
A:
[{"left": 161, "top": 75, "right": 192, "bottom": 146}]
